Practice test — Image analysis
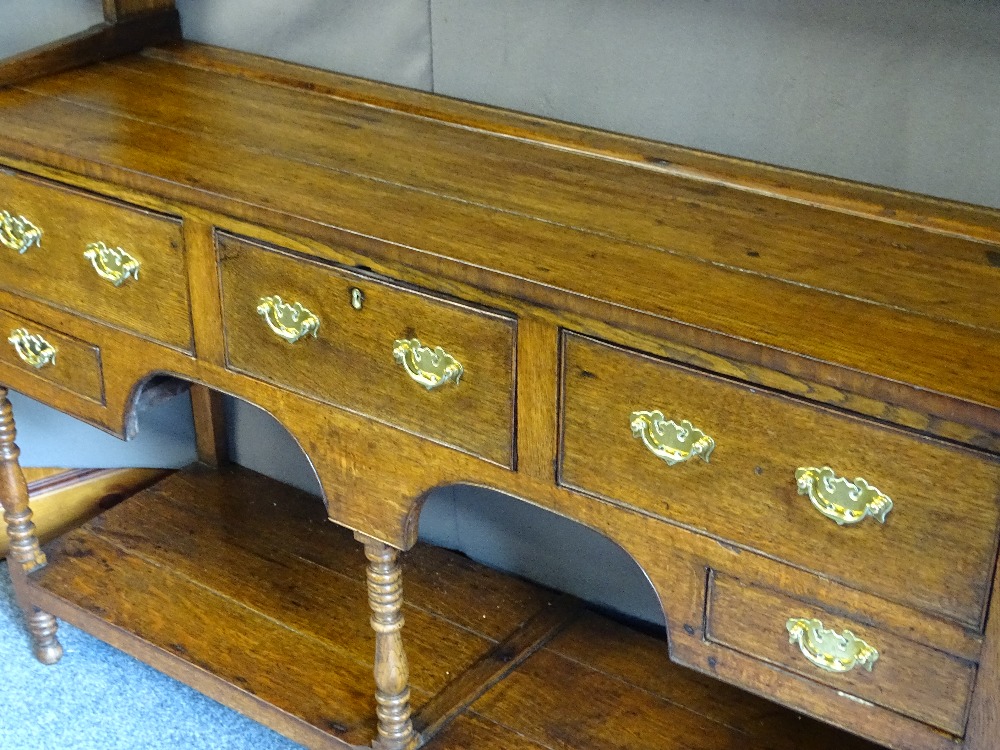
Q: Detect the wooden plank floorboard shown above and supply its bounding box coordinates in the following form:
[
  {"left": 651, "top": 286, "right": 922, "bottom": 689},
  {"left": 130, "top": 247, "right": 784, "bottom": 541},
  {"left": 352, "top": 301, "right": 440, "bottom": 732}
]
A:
[
  {"left": 27, "top": 465, "right": 886, "bottom": 749},
  {"left": 469, "top": 646, "right": 763, "bottom": 750},
  {"left": 88, "top": 481, "right": 493, "bottom": 696},
  {"left": 27, "top": 465, "right": 577, "bottom": 748},
  {"left": 547, "top": 610, "right": 877, "bottom": 749},
  {"left": 33, "top": 530, "right": 378, "bottom": 746},
  {"left": 413, "top": 594, "right": 582, "bottom": 740},
  {"left": 466, "top": 611, "right": 882, "bottom": 750},
  {"left": 423, "top": 713, "right": 556, "bottom": 750},
  {"left": 163, "top": 466, "right": 562, "bottom": 641}
]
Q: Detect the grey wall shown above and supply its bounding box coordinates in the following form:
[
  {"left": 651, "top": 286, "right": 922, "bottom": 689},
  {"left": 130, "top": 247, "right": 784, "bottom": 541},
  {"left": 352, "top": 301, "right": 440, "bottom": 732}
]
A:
[
  {"left": 432, "top": 0, "right": 1000, "bottom": 207},
  {"left": 5, "top": 0, "right": 1000, "bottom": 625}
]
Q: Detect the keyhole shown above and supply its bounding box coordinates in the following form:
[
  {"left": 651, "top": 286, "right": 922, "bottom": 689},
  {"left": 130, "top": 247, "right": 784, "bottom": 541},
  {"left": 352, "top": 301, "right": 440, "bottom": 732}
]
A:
[{"left": 351, "top": 288, "right": 364, "bottom": 310}]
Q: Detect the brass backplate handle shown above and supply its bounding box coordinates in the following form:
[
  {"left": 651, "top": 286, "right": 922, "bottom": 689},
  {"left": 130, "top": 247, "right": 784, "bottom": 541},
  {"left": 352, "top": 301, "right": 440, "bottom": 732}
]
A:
[
  {"left": 392, "top": 338, "right": 463, "bottom": 390},
  {"left": 0, "top": 210, "right": 42, "bottom": 254},
  {"left": 256, "top": 295, "right": 320, "bottom": 343},
  {"left": 84, "top": 241, "right": 141, "bottom": 286},
  {"left": 786, "top": 617, "right": 879, "bottom": 674},
  {"left": 8, "top": 328, "right": 57, "bottom": 369},
  {"left": 795, "top": 466, "right": 893, "bottom": 526},
  {"left": 630, "top": 410, "right": 714, "bottom": 466}
]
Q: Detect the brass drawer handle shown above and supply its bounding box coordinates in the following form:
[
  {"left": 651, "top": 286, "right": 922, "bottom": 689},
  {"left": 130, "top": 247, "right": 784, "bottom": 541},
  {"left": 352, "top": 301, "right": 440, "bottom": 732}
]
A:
[
  {"left": 256, "top": 295, "right": 320, "bottom": 343},
  {"left": 8, "top": 328, "right": 57, "bottom": 369},
  {"left": 630, "top": 410, "right": 714, "bottom": 466},
  {"left": 0, "top": 210, "right": 42, "bottom": 254},
  {"left": 795, "top": 466, "right": 893, "bottom": 526},
  {"left": 392, "top": 338, "right": 463, "bottom": 390},
  {"left": 84, "top": 241, "right": 140, "bottom": 286},
  {"left": 786, "top": 617, "right": 879, "bottom": 674}
]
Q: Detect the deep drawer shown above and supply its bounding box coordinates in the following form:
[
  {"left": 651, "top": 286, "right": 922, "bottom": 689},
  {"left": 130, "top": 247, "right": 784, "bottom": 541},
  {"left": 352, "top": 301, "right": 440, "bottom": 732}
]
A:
[
  {"left": 218, "top": 233, "right": 517, "bottom": 466},
  {"left": 706, "top": 572, "right": 976, "bottom": 736},
  {"left": 559, "top": 332, "right": 1000, "bottom": 629},
  {"left": 0, "top": 168, "right": 191, "bottom": 351},
  {"left": 0, "top": 307, "right": 103, "bottom": 403}
]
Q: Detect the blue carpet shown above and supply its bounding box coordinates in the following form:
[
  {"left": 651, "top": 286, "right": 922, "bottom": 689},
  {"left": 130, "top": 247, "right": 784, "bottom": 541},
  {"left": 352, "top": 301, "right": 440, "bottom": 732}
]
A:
[{"left": 0, "top": 561, "right": 303, "bottom": 749}]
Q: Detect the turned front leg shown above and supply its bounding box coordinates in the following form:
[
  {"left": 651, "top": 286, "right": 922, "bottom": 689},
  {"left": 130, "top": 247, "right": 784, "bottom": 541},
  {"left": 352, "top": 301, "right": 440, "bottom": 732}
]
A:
[
  {"left": 1, "top": 386, "right": 62, "bottom": 664},
  {"left": 356, "top": 532, "right": 417, "bottom": 750}
]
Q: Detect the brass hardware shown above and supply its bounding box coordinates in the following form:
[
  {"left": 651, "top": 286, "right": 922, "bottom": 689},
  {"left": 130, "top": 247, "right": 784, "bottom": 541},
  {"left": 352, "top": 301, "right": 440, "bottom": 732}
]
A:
[
  {"left": 630, "top": 410, "right": 714, "bottom": 466},
  {"left": 392, "top": 338, "right": 463, "bottom": 390},
  {"left": 786, "top": 617, "right": 879, "bottom": 674},
  {"left": 795, "top": 466, "right": 893, "bottom": 526},
  {"left": 0, "top": 210, "right": 42, "bottom": 254},
  {"left": 256, "top": 295, "right": 320, "bottom": 343},
  {"left": 83, "top": 241, "right": 141, "bottom": 286},
  {"left": 351, "top": 288, "right": 364, "bottom": 310},
  {"left": 7, "top": 328, "right": 57, "bottom": 369}
]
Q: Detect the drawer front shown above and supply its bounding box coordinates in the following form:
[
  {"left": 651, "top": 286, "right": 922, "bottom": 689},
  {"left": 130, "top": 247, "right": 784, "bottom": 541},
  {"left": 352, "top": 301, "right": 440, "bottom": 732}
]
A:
[
  {"left": 219, "top": 234, "right": 516, "bottom": 466},
  {"left": 0, "top": 308, "right": 103, "bottom": 403},
  {"left": 0, "top": 169, "right": 191, "bottom": 350},
  {"left": 707, "top": 572, "right": 975, "bottom": 735},
  {"left": 560, "top": 333, "right": 1000, "bottom": 628}
]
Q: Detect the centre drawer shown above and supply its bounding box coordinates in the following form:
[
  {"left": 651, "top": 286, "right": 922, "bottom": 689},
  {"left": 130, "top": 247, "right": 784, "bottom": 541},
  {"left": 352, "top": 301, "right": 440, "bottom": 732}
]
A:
[
  {"left": 0, "top": 168, "right": 191, "bottom": 351},
  {"left": 559, "top": 332, "right": 1000, "bottom": 628},
  {"left": 218, "top": 233, "right": 516, "bottom": 466}
]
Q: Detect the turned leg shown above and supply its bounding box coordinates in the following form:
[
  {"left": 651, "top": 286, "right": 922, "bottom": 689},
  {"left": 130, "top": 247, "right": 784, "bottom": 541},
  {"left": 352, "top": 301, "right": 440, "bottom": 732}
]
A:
[
  {"left": 356, "top": 532, "right": 418, "bottom": 750},
  {"left": 0, "top": 387, "right": 62, "bottom": 664}
]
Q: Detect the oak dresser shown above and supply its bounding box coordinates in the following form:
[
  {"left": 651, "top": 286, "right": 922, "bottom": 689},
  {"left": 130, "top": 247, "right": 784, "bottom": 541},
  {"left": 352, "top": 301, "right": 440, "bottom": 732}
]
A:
[{"left": 1, "top": 4, "right": 998, "bottom": 749}]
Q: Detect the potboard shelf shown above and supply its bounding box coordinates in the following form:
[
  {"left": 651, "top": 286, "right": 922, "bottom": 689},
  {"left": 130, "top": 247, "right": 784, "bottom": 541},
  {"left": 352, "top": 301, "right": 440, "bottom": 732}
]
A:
[{"left": 26, "top": 465, "right": 878, "bottom": 749}]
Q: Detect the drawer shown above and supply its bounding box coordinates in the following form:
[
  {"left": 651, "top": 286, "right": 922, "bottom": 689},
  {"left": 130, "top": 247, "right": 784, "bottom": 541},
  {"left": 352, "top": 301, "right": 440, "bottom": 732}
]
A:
[
  {"left": 706, "top": 572, "right": 975, "bottom": 736},
  {"left": 0, "top": 308, "right": 103, "bottom": 403},
  {"left": 218, "top": 233, "right": 516, "bottom": 466},
  {"left": 0, "top": 169, "right": 191, "bottom": 351},
  {"left": 559, "top": 333, "right": 1000, "bottom": 628}
]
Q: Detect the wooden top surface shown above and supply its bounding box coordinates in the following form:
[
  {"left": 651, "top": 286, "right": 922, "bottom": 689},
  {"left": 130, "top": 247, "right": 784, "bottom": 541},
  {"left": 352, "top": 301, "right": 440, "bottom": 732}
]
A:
[{"left": 0, "top": 41, "right": 997, "bottom": 415}]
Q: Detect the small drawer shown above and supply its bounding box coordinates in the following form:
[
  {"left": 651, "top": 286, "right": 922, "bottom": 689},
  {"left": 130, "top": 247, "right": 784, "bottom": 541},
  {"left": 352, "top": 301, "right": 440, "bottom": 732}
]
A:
[
  {"left": 0, "top": 168, "right": 191, "bottom": 351},
  {"left": 0, "top": 308, "right": 103, "bottom": 403},
  {"left": 706, "top": 572, "right": 975, "bottom": 736},
  {"left": 559, "top": 332, "right": 1000, "bottom": 628},
  {"left": 218, "top": 233, "right": 516, "bottom": 466}
]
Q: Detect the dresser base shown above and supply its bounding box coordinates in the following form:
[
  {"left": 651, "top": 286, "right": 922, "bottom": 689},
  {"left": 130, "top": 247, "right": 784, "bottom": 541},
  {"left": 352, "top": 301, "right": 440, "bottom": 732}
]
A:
[{"left": 21, "top": 464, "right": 880, "bottom": 749}]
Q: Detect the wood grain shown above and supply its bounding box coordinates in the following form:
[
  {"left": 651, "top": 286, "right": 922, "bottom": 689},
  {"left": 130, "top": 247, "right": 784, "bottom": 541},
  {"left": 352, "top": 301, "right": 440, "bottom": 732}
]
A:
[
  {"left": 964, "top": 546, "right": 1000, "bottom": 746},
  {"left": 0, "top": 65, "right": 996, "bottom": 421},
  {"left": 183, "top": 219, "right": 226, "bottom": 364},
  {"left": 522, "top": 610, "right": 882, "bottom": 750},
  {"left": 1, "top": 467, "right": 169, "bottom": 558},
  {"left": 707, "top": 572, "right": 975, "bottom": 735},
  {"left": 36, "top": 529, "right": 380, "bottom": 746},
  {"left": 104, "top": 0, "right": 177, "bottom": 22},
  {"left": 142, "top": 43, "right": 1000, "bottom": 246},
  {"left": 560, "top": 332, "right": 1000, "bottom": 629},
  {"left": 218, "top": 233, "right": 517, "bottom": 467},
  {"left": 0, "top": 11, "right": 180, "bottom": 89},
  {"left": 189, "top": 384, "right": 227, "bottom": 466},
  {"left": 0, "top": 307, "right": 104, "bottom": 403},
  {"left": 53, "top": 53, "right": 1000, "bottom": 336},
  {"left": 412, "top": 593, "right": 582, "bottom": 741},
  {"left": 27, "top": 462, "right": 888, "bottom": 749},
  {"left": 0, "top": 386, "right": 62, "bottom": 664},
  {"left": 515, "top": 316, "right": 560, "bottom": 480},
  {"left": 1, "top": 34, "right": 997, "bottom": 750},
  {"left": 0, "top": 168, "right": 191, "bottom": 351}
]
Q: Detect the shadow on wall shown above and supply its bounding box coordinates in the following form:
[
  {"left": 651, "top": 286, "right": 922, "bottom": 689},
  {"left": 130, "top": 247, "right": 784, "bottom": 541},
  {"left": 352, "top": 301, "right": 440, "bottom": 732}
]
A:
[
  {"left": 420, "top": 484, "right": 666, "bottom": 626},
  {"left": 225, "top": 396, "right": 665, "bottom": 626},
  {"left": 9, "top": 389, "right": 198, "bottom": 470}
]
